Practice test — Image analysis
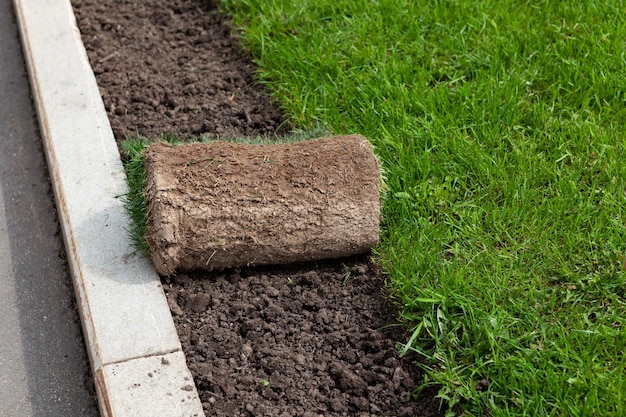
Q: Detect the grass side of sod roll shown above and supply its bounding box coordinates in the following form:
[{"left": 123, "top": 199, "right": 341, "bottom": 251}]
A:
[{"left": 217, "top": 0, "right": 626, "bottom": 416}]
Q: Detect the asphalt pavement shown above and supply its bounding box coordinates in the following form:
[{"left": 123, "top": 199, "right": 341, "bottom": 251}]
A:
[{"left": 0, "top": 0, "right": 100, "bottom": 415}]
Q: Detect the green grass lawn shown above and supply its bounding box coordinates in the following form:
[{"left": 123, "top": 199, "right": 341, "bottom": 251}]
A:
[{"left": 217, "top": 1, "right": 626, "bottom": 415}]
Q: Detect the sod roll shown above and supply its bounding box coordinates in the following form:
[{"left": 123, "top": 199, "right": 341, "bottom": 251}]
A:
[{"left": 144, "top": 135, "right": 380, "bottom": 275}]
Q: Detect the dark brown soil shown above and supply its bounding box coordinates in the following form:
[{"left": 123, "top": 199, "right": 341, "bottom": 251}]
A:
[
  {"left": 71, "top": 0, "right": 446, "bottom": 415},
  {"left": 166, "top": 257, "right": 444, "bottom": 416},
  {"left": 72, "top": 0, "right": 285, "bottom": 141}
]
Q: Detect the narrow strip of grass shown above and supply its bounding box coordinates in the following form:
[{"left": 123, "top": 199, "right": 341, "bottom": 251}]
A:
[
  {"left": 121, "top": 136, "right": 152, "bottom": 255},
  {"left": 218, "top": 1, "right": 626, "bottom": 415}
]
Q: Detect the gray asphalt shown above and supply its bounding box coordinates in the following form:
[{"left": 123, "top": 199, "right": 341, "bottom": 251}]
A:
[{"left": 0, "top": 1, "right": 100, "bottom": 415}]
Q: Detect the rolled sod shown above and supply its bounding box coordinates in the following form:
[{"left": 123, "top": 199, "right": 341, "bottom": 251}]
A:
[{"left": 143, "top": 135, "right": 380, "bottom": 275}]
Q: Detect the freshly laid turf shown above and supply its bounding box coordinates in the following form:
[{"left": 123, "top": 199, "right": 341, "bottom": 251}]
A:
[{"left": 218, "top": 0, "right": 626, "bottom": 415}]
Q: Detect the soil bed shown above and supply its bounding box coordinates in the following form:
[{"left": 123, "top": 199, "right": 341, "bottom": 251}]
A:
[
  {"left": 167, "top": 257, "right": 443, "bottom": 416},
  {"left": 71, "top": 0, "right": 445, "bottom": 415},
  {"left": 72, "top": 0, "right": 284, "bottom": 141}
]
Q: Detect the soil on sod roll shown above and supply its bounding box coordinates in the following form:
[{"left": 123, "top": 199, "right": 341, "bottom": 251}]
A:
[
  {"left": 72, "top": 0, "right": 445, "bottom": 415},
  {"left": 143, "top": 137, "right": 381, "bottom": 275}
]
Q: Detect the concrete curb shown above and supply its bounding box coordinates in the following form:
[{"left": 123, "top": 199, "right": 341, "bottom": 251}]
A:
[{"left": 13, "top": 0, "right": 205, "bottom": 415}]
